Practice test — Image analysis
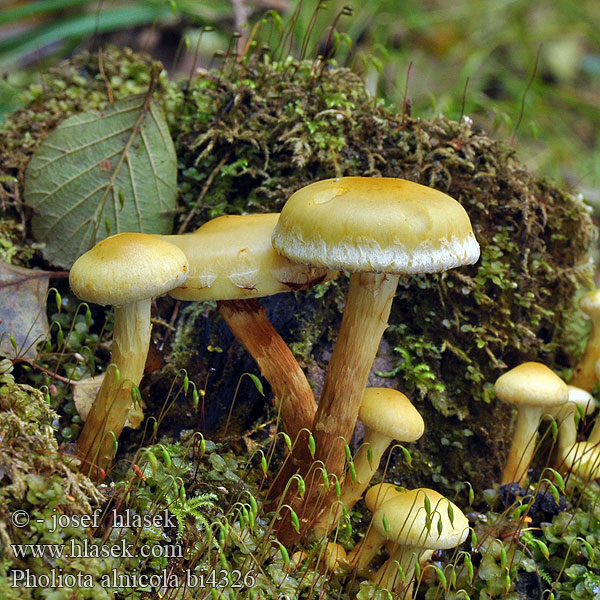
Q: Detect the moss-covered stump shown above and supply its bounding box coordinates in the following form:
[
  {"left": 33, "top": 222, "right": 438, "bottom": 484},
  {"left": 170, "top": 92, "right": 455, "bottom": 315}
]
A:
[
  {"left": 166, "top": 53, "right": 595, "bottom": 494},
  {"left": 0, "top": 48, "right": 596, "bottom": 496}
]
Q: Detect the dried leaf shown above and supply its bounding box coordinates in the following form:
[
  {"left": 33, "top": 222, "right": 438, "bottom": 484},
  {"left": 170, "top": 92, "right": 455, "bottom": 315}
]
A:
[
  {"left": 24, "top": 94, "right": 178, "bottom": 268},
  {"left": 0, "top": 261, "right": 50, "bottom": 358},
  {"left": 73, "top": 374, "right": 144, "bottom": 429}
]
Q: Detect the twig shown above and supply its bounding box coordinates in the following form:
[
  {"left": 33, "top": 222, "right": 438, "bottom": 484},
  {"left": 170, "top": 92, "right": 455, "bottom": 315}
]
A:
[
  {"left": 98, "top": 47, "right": 114, "bottom": 103},
  {"left": 400, "top": 61, "right": 413, "bottom": 131},
  {"left": 510, "top": 45, "right": 541, "bottom": 146},
  {"left": 12, "top": 358, "right": 75, "bottom": 385}
]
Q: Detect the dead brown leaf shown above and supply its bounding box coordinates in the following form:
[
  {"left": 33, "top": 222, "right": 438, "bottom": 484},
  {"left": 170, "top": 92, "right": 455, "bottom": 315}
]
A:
[{"left": 0, "top": 261, "right": 50, "bottom": 359}]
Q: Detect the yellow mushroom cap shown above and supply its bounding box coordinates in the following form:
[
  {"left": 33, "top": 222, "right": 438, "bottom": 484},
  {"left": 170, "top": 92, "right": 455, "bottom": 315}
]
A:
[
  {"left": 372, "top": 488, "right": 469, "bottom": 550},
  {"left": 272, "top": 177, "right": 480, "bottom": 274},
  {"left": 364, "top": 483, "right": 404, "bottom": 512},
  {"left": 494, "top": 362, "right": 568, "bottom": 409},
  {"left": 69, "top": 232, "right": 189, "bottom": 307},
  {"left": 359, "top": 388, "right": 424, "bottom": 442},
  {"left": 323, "top": 542, "right": 348, "bottom": 571},
  {"left": 160, "top": 214, "right": 331, "bottom": 301},
  {"left": 566, "top": 385, "right": 596, "bottom": 416},
  {"left": 579, "top": 289, "right": 600, "bottom": 319},
  {"left": 564, "top": 441, "right": 600, "bottom": 479}
]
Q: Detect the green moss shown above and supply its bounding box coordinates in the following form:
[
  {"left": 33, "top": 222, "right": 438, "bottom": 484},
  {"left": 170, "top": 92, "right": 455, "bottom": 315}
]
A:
[
  {"left": 1, "top": 46, "right": 595, "bottom": 493},
  {"left": 168, "top": 51, "right": 595, "bottom": 491}
]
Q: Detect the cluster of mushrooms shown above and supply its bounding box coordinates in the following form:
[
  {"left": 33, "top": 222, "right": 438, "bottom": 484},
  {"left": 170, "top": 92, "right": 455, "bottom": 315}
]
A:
[{"left": 68, "top": 176, "right": 599, "bottom": 596}]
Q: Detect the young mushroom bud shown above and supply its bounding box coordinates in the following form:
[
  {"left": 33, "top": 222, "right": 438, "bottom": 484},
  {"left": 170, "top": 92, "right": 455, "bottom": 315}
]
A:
[
  {"left": 550, "top": 385, "right": 596, "bottom": 468},
  {"left": 313, "top": 388, "right": 423, "bottom": 535},
  {"left": 371, "top": 488, "right": 469, "bottom": 595},
  {"left": 346, "top": 483, "right": 405, "bottom": 571},
  {"left": 322, "top": 542, "right": 348, "bottom": 573},
  {"left": 70, "top": 233, "right": 189, "bottom": 474},
  {"left": 563, "top": 441, "right": 600, "bottom": 480},
  {"left": 495, "top": 362, "right": 568, "bottom": 485}
]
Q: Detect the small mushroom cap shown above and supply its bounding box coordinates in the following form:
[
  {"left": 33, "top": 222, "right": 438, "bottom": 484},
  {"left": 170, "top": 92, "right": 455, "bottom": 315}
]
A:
[
  {"left": 579, "top": 289, "right": 600, "bottom": 319},
  {"left": 566, "top": 385, "right": 596, "bottom": 416},
  {"left": 564, "top": 441, "right": 600, "bottom": 479},
  {"left": 372, "top": 488, "right": 469, "bottom": 549},
  {"left": 70, "top": 232, "right": 189, "bottom": 306},
  {"left": 494, "top": 362, "right": 568, "bottom": 409},
  {"left": 359, "top": 388, "right": 424, "bottom": 442},
  {"left": 272, "top": 177, "right": 480, "bottom": 274},
  {"left": 364, "top": 483, "right": 404, "bottom": 512},
  {"left": 323, "top": 542, "right": 348, "bottom": 571},
  {"left": 161, "top": 214, "right": 332, "bottom": 301}
]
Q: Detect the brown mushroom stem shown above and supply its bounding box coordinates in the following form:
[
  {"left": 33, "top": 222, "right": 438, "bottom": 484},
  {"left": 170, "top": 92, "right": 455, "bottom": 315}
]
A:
[
  {"left": 313, "top": 272, "right": 399, "bottom": 480},
  {"left": 218, "top": 298, "right": 317, "bottom": 439},
  {"left": 501, "top": 406, "right": 546, "bottom": 485},
  {"left": 77, "top": 300, "right": 151, "bottom": 475},
  {"left": 274, "top": 273, "right": 398, "bottom": 544}
]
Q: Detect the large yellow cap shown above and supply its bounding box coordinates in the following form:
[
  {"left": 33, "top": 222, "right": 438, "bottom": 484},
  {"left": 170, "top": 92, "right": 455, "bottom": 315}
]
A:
[
  {"left": 272, "top": 177, "right": 480, "bottom": 274},
  {"left": 373, "top": 488, "right": 469, "bottom": 549},
  {"left": 161, "top": 214, "right": 331, "bottom": 301},
  {"left": 69, "top": 232, "right": 189, "bottom": 306}
]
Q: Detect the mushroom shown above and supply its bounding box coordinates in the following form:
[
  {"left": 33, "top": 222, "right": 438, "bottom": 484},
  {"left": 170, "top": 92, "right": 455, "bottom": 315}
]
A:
[
  {"left": 314, "top": 388, "right": 423, "bottom": 534},
  {"left": 550, "top": 385, "right": 595, "bottom": 467},
  {"left": 70, "top": 233, "right": 189, "bottom": 474},
  {"left": 494, "top": 362, "right": 568, "bottom": 485},
  {"left": 346, "top": 483, "right": 404, "bottom": 570},
  {"left": 322, "top": 542, "right": 348, "bottom": 573},
  {"left": 271, "top": 177, "right": 479, "bottom": 488},
  {"left": 158, "top": 213, "right": 333, "bottom": 442},
  {"left": 563, "top": 441, "right": 600, "bottom": 480},
  {"left": 570, "top": 289, "right": 600, "bottom": 391},
  {"left": 371, "top": 488, "right": 469, "bottom": 595}
]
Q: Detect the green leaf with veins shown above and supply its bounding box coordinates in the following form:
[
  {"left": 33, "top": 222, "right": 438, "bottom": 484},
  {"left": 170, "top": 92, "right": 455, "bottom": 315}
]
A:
[{"left": 24, "top": 94, "right": 177, "bottom": 268}]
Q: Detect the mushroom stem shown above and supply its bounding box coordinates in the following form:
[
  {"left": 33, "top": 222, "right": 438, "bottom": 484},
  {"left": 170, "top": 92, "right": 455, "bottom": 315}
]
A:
[
  {"left": 501, "top": 405, "right": 545, "bottom": 485},
  {"left": 570, "top": 332, "right": 600, "bottom": 391},
  {"left": 346, "top": 432, "right": 394, "bottom": 507},
  {"left": 555, "top": 407, "right": 578, "bottom": 466},
  {"left": 313, "top": 431, "right": 392, "bottom": 535},
  {"left": 347, "top": 525, "right": 387, "bottom": 570},
  {"left": 373, "top": 543, "right": 419, "bottom": 596},
  {"left": 313, "top": 272, "right": 399, "bottom": 480},
  {"left": 588, "top": 420, "right": 600, "bottom": 446},
  {"left": 77, "top": 300, "right": 151, "bottom": 474},
  {"left": 570, "top": 290, "right": 600, "bottom": 392},
  {"left": 218, "top": 298, "right": 317, "bottom": 440}
]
